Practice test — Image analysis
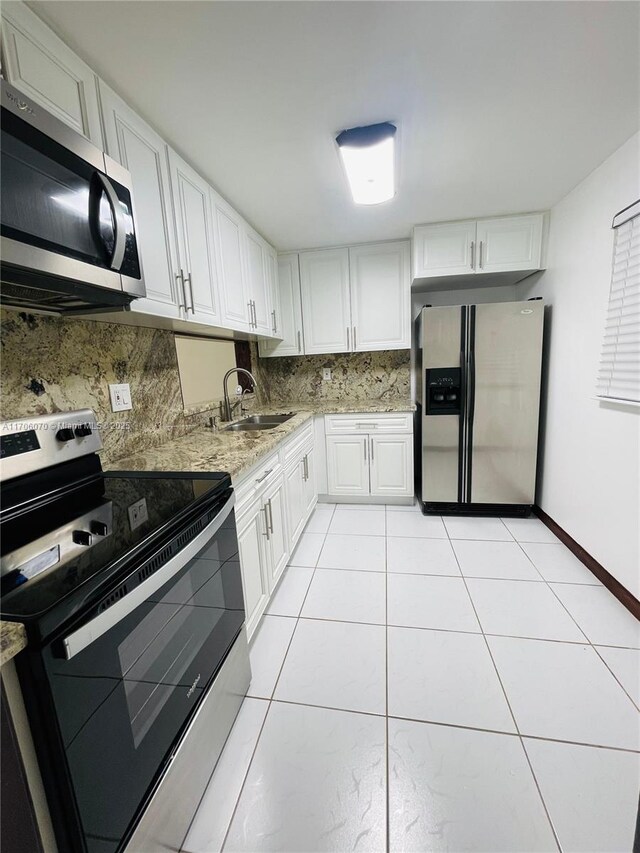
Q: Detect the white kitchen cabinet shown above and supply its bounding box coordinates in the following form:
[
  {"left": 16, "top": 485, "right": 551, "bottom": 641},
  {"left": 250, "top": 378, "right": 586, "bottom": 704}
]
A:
[
  {"left": 326, "top": 435, "right": 370, "bottom": 497},
  {"left": 262, "top": 473, "right": 289, "bottom": 590},
  {"left": 284, "top": 456, "right": 306, "bottom": 548},
  {"left": 349, "top": 241, "right": 411, "bottom": 351},
  {"left": 244, "top": 227, "right": 271, "bottom": 335},
  {"left": 1, "top": 2, "right": 103, "bottom": 145},
  {"left": 413, "top": 214, "right": 545, "bottom": 281},
  {"left": 475, "top": 214, "right": 543, "bottom": 273},
  {"left": 212, "top": 192, "right": 251, "bottom": 332},
  {"left": 325, "top": 415, "right": 414, "bottom": 500},
  {"left": 266, "top": 246, "right": 281, "bottom": 338},
  {"left": 236, "top": 502, "right": 270, "bottom": 639},
  {"left": 369, "top": 434, "right": 413, "bottom": 497},
  {"left": 413, "top": 220, "right": 477, "bottom": 278},
  {"left": 302, "top": 446, "right": 316, "bottom": 517},
  {"left": 99, "top": 83, "right": 182, "bottom": 319},
  {"left": 168, "top": 150, "right": 220, "bottom": 324},
  {"left": 259, "top": 254, "right": 304, "bottom": 357},
  {"left": 299, "top": 249, "right": 351, "bottom": 354}
]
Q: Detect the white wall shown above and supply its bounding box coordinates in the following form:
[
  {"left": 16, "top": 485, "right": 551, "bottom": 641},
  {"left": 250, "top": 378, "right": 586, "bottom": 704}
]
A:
[{"left": 518, "top": 132, "right": 640, "bottom": 597}]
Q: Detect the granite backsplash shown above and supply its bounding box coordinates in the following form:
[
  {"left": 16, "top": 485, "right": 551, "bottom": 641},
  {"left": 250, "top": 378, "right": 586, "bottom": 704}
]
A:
[
  {"left": 0, "top": 309, "right": 207, "bottom": 466},
  {"left": 253, "top": 345, "right": 410, "bottom": 404}
]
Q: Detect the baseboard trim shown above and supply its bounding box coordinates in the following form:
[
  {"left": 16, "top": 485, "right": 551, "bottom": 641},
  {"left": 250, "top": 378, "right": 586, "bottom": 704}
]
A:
[{"left": 534, "top": 505, "right": 640, "bottom": 620}]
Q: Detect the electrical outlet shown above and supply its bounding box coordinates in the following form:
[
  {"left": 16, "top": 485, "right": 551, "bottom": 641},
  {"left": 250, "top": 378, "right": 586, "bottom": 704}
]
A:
[
  {"left": 128, "top": 497, "right": 148, "bottom": 531},
  {"left": 109, "top": 383, "right": 132, "bottom": 412},
  {"left": 322, "top": 368, "right": 332, "bottom": 381}
]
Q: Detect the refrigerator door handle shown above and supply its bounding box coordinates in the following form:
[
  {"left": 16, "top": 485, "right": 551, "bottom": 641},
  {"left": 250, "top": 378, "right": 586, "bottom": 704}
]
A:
[
  {"left": 466, "top": 306, "right": 477, "bottom": 503},
  {"left": 458, "top": 346, "right": 467, "bottom": 503}
]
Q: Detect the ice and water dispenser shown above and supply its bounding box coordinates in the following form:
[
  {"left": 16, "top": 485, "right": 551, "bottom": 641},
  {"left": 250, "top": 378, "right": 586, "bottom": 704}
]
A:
[{"left": 424, "top": 367, "right": 462, "bottom": 415}]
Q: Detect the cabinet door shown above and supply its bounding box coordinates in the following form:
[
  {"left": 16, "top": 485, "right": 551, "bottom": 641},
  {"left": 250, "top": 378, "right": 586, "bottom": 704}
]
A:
[
  {"left": 284, "top": 457, "right": 306, "bottom": 550},
  {"left": 1, "top": 3, "right": 103, "bottom": 145},
  {"left": 263, "top": 475, "right": 289, "bottom": 590},
  {"left": 326, "top": 436, "right": 370, "bottom": 497},
  {"left": 302, "top": 447, "right": 317, "bottom": 517},
  {"left": 168, "top": 150, "right": 219, "bottom": 324},
  {"left": 350, "top": 241, "right": 410, "bottom": 351},
  {"left": 212, "top": 193, "right": 250, "bottom": 331},
  {"left": 259, "top": 254, "right": 304, "bottom": 358},
  {"left": 99, "top": 83, "right": 181, "bottom": 318},
  {"left": 266, "top": 247, "right": 281, "bottom": 339},
  {"left": 413, "top": 221, "right": 476, "bottom": 278},
  {"left": 299, "top": 249, "right": 351, "bottom": 354},
  {"left": 237, "top": 503, "right": 270, "bottom": 639},
  {"left": 476, "top": 214, "right": 543, "bottom": 274},
  {"left": 244, "top": 228, "right": 271, "bottom": 334},
  {"left": 370, "top": 434, "right": 414, "bottom": 497}
]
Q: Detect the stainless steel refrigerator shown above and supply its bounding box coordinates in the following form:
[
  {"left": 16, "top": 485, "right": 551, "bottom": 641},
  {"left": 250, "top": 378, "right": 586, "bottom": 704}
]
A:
[{"left": 416, "top": 300, "right": 544, "bottom": 515}]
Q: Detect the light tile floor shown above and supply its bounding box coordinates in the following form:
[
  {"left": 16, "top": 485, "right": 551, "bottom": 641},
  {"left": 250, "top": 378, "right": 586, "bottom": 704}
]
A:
[{"left": 183, "top": 503, "right": 640, "bottom": 853}]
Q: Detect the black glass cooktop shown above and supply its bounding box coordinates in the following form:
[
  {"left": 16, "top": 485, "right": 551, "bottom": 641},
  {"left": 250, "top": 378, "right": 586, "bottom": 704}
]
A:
[{"left": 0, "top": 469, "right": 231, "bottom": 630}]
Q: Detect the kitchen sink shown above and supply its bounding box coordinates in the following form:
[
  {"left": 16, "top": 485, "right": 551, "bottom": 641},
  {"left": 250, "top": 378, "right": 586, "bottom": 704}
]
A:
[{"left": 221, "top": 413, "right": 295, "bottom": 432}]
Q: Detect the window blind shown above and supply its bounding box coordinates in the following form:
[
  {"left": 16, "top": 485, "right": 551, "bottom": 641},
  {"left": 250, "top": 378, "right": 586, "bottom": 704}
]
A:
[{"left": 597, "top": 200, "right": 640, "bottom": 404}]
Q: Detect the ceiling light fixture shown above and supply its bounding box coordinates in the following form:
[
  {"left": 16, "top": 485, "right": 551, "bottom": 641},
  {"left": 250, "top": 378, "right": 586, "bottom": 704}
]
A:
[{"left": 335, "top": 122, "right": 397, "bottom": 206}]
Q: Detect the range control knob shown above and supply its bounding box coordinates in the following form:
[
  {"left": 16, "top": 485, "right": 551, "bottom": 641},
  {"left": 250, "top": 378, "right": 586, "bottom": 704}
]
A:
[
  {"left": 72, "top": 530, "right": 93, "bottom": 547},
  {"left": 90, "top": 521, "right": 109, "bottom": 537},
  {"left": 75, "top": 424, "right": 92, "bottom": 438},
  {"left": 56, "top": 428, "right": 76, "bottom": 442}
]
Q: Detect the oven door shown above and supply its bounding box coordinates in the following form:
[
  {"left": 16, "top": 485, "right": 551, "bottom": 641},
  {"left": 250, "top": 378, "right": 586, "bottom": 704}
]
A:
[
  {"left": 41, "top": 490, "right": 244, "bottom": 853},
  {"left": 0, "top": 82, "right": 144, "bottom": 308}
]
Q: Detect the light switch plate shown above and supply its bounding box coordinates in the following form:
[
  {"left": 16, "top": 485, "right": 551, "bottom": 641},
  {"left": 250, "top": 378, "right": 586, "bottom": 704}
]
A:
[
  {"left": 322, "top": 368, "right": 332, "bottom": 381},
  {"left": 109, "top": 383, "right": 132, "bottom": 412}
]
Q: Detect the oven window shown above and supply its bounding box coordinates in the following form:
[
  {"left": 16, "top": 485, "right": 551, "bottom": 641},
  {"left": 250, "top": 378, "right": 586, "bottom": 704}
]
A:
[{"left": 43, "top": 502, "right": 244, "bottom": 853}]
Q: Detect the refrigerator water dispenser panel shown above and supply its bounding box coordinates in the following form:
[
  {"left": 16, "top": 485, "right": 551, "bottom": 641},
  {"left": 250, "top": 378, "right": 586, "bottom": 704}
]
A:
[{"left": 425, "top": 367, "right": 462, "bottom": 415}]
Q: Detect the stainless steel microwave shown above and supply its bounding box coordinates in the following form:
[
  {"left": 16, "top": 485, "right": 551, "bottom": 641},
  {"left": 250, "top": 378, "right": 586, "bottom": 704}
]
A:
[{"left": 0, "top": 81, "right": 145, "bottom": 314}]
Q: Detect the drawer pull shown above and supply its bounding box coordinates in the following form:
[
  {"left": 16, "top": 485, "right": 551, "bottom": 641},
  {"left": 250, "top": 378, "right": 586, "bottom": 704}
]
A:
[{"left": 255, "top": 468, "right": 273, "bottom": 484}]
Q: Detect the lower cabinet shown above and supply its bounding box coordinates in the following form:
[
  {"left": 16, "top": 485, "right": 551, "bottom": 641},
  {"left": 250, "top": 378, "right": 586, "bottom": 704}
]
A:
[
  {"left": 326, "top": 421, "right": 414, "bottom": 499},
  {"left": 234, "top": 424, "right": 317, "bottom": 639},
  {"left": 236, "top": 501, "right": 271, "bottom": 639}
]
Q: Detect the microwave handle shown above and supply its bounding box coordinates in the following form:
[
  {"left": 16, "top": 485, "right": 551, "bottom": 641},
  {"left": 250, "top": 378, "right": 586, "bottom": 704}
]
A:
[
  {"left": 61, "top": 492, "right": 235, "bottom": 660},
  {"left": 95, "top": 172, "right": 127, "bottom": 271}
]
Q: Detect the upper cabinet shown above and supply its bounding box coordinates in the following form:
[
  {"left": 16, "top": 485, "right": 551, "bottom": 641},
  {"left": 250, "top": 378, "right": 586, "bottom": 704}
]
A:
[
  {"left": 259, "top": 254, "right": 304, "bottom": 358},
  {"left": 413, "top": 213, "right": 545, "bottom": 283},
  {"left": 299, "top": 249, "right": 351, "bottom": 354},
  {"left": 272, "top": 241, "right": 411, "bottom": 358},
  {"left": 475, "top": 215, "right": 543, "bottom": 274},
  {"left": 349, "top": 241, "right": 410, "bottom": 351},
  {"left": 99, "top": 82, "right": 182, "bottom": 319},
  {"left": 243, "top": 226, "right": 272, "bottom": 335},
  {"left": 1, "top": 2, "right": 103, "bottom": 145},
  {"left": 168, "top": 150, "right": 220, "bottom": 324},
  {"left": 212, "top": 192, "right": 251, "bottom": 332}
]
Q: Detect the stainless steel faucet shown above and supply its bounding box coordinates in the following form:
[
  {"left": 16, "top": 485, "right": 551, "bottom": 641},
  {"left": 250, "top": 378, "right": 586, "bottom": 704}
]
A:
[{"left": 221, "top": 368, "right": 258, "bottom": 421}]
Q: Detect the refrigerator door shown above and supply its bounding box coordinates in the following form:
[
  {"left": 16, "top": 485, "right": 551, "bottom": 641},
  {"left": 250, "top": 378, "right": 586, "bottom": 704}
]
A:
[
  {"left": 421, "top": 306, "right": 464, "bottom": 503},
  {"left": 468, "top": 300, "right": 544, "bottom": 504}
]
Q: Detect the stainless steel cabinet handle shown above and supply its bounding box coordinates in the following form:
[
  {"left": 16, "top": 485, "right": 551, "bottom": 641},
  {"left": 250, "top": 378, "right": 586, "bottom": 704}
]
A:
[
  {"left": 353, "top": 326, "right": 357, "bottom": 350},
  {"left": 184, "top": 272, "right": 194, "bottom": 313},
  {"left": 261, "top": 505, "right": 270, "bottom": 539},
  {"left": 346, "top": 327, "right": 350, "bottom": 350},
  {"left": 252, "top": 300, "right": 258, "bottom": 328},
  {"left": 364, "top": 439, "right": 367, "bottom": 462},
  {"left": 247, "top": 301, "right": 253, "bottom": 326},
  {"left": 470, "top": 241, "right": 475, "bottom": 269},
  {"left": 255, "top": 468, "right": 273, "bottom": 484},
  {"left": 370, "top": 437, "right": 374, "bottom": 462},
  {"left": 479, "top": 241, "right": 483, "bottom": 269},
  {"left": 95, "top": 172, "right": 126, "bottom": 270},
  {"left": 267, "top": 498, "right": 274, "bottom": 534},
  {"left": 62, "top": 493, "right": 235, "bottom": 659},
  {"left": 271, "top": 310, "right": 277, "bottom": 335},
  {"left": 176, "top": 269, "right": 186, "bottom": 310},
  {"left": 297, "top": 330, "right": 302, "bottom": 353},
  {"left": 302, "top": 454, "right": 309, "bottom": 481}
]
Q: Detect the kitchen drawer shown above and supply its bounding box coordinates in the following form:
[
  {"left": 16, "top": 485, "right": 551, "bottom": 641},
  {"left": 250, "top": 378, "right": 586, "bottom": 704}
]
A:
[
  {"left": 281, "top": 421, "right": 314, "bottom": 464},
  {"left": 234, "top": 451, "right": 281, "bottom": 517},
  {"left": 324, "top": 413, "right": 413, "bottom": 435}
]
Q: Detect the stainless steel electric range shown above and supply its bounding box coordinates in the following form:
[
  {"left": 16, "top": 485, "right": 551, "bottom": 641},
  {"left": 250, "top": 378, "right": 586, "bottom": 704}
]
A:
[{"left": 0, "top": 409, "right": 250, "bottom": 853}]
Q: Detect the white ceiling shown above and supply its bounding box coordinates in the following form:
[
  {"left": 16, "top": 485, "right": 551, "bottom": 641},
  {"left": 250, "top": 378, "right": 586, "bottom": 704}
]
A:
[{"left": 30, "top": 1, "right": 640, "bottom": 251}]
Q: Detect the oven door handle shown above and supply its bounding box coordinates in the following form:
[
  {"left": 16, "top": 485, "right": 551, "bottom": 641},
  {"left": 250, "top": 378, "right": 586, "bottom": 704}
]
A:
[{"left": 62, "top": 492, "right": 235, "bottom": 661}]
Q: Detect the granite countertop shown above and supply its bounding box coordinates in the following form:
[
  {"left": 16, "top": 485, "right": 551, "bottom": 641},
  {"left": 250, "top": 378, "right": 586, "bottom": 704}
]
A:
[
  {"left": 108, "top": 399, "right": 414, "bottom": 478},
  {"left": 1, "top": 621, "right": 27, "bottom": 666}
]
